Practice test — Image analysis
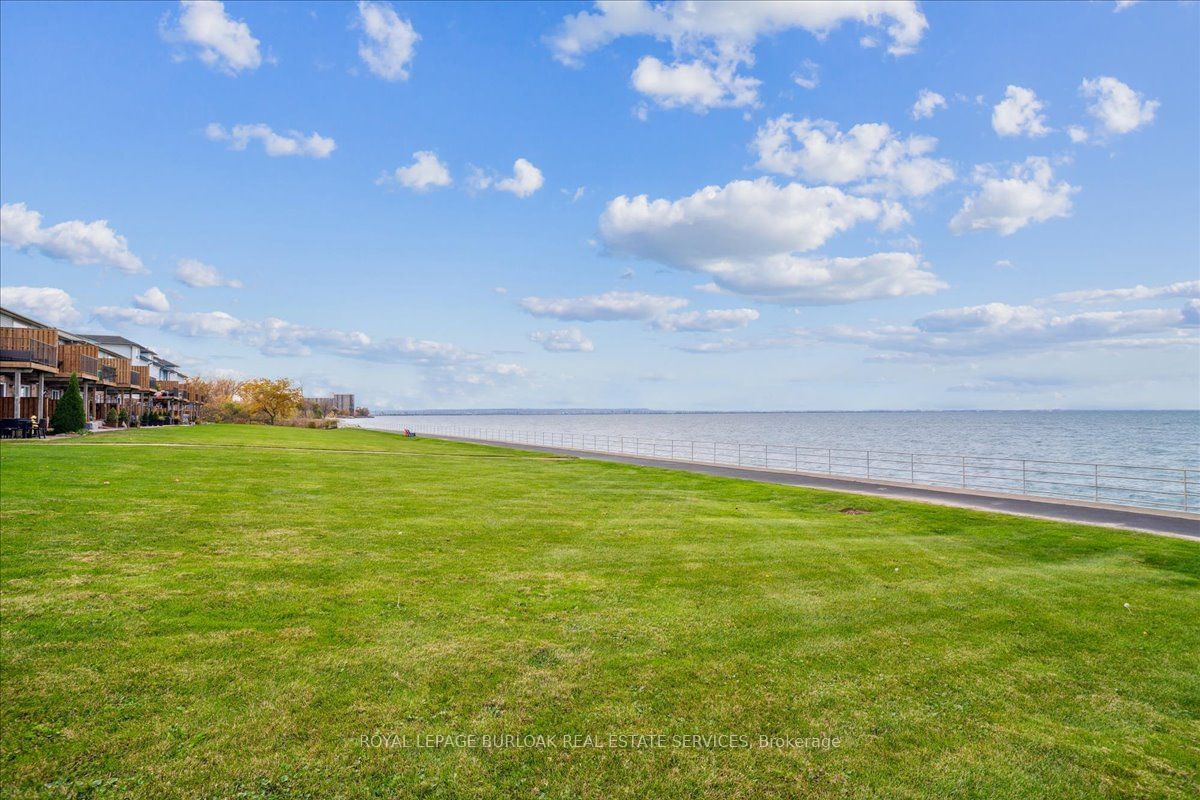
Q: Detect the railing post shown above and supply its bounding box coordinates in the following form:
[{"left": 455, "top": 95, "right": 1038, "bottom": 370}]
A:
[
  {"left": 909, "top": 453, "right": 914, "bottom": 484},
  {"left": 961, "top": 456, "right": 966, "bottom": 488},
  {"left": 827, "top": 449, "right": 832, "bottom": 474},
  {"left": 866, "top": 451, "right": 871, "bottom": 479},
  {"left": 794, "top": 446, "right": 799, "bottom": 472},
  {"left": 1094, "top": 464, "right": 1099, "bottom": 501},
  {"left": 737, "top": 442, "right": 742, "bottom": 466},
  {"left": 691, "top": 440, "right": 695, "bottom": 462},
  {"left": 1022, "top": 460, "right": 1027, "bottom": 495}
]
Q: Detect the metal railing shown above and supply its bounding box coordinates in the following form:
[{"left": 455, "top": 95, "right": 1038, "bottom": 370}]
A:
[
  {"left": 0, "top": 338, "right": 57, "bottom": 367},
  {"left": 98, "top": 365, "right": 117, "bottom": 384},
  {"left": 414, "top": 424, "right": 1199, "bottom": 514}
]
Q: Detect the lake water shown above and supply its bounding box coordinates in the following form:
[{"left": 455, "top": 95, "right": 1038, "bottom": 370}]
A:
[
  {"left": 348, "top": 411, "right": 1200, "bottom": 470},
  {"left": 346, "top": 411, "right": 1200, "bottom": 510}
]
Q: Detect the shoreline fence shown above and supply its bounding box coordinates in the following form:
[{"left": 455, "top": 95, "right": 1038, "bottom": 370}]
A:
[{"left": 412, "top": 424, "right": 1198, "bottom": 514}]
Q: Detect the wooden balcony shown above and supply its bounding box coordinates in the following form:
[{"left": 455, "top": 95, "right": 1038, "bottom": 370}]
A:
[
  {"left": 56, "top": 343, "right": 100, "bottom": 381},
  {"left": 130, "top": 366, "right": 149, "bottom": 390},
  {"left": 99, "top": 356, "right": 131, "bottom": 387},
  {"left": 0, "top": 328, "right": 58, "bottom": 372},
  {"left": 158, "top": 379, "right": 185, "bottom": 399}
]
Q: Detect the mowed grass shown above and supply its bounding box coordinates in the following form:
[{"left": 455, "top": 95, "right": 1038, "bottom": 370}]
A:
[{"left": 1, "top": 425, "right": 1197, "bottom": 799}]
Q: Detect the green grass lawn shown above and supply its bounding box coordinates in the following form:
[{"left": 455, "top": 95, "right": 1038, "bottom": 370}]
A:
[{"left": 2, "top": 424, "right": 1197, "bottom": 799}]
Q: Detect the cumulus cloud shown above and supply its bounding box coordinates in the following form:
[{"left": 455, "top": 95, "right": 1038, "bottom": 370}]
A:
[
  {"left": 547, "top": 1, "right": 929, "bottom": 66},
  {"left": 911, "top": 89, "right": 946, "bottom": 120},
  {"left": 992, "top": 85, "right": 1051, "bottom": 137},
  {"left": 357, "top": 0, "right": 419, "bottom": 81},
  {"left": 0, "top": 202, "right": 144, "bottom": 273},
  {"left": 133, "top": 286, "right": 171, "bottom": 313},
  {"left": 379, "top": 151, "right": 452, "bottom": 191},
  {"left": 651, "top": 308, "right": 759, "bottom": 332},
  {"left": 631, "top": 56, "right": 759, "bottom": 110},
  {"left": 470, "top": 158, "right": 544, "bottom": 198},
  {"left": 1067, "top": 125, "right": 1089, "bottom": 144},
  {"left": 801, "top": 300, "right": 1198, "bottom": 357},
  {"left": 205, "top": 123, "right": 336, "bottom": 158},
  {"left": 599, "top": 178, "right": 943, "bottom": 304},
  {"left": 1114, "top": 1, "right": 1140, "bottom": 11},
  {"left": 699, "top": 253, "right": 944, "bottom": 305},
  {"left": 530, "top": 328, "right": 595, "bottom": 352},
  {"left": 0, "top": 286, "right": 81, "bottom": 326},
  {"left": 174, "top": 258, "right": 243, "bottom": 288},
  {"left": 162, "top": 0, "right": 262, "bottom": 75},
  {"left": 1081, "top": 76, "right": 1159, "bottom": 135},
  {"left": 520, "top": 291, "right": 687, "bottom": 321},
  {"left": 1049, "top": 280, "right": 1200, "bottom": 305},
  {"left": 949, "top": 157, "right": 1077, "bottom": 236},
  {"left": 547, "top": 1, "right": 927, "bottom": 112},
  {"left": 752, "top": 116, "right": 954, "bottom": 198}
]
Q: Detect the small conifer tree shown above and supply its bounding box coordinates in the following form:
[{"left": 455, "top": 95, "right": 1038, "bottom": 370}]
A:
[{"left": 51, "top": 373, "right": 87, "bottom": 434}]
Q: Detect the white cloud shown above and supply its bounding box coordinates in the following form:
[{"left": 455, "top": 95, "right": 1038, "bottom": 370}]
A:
[
  {"left": 949, "top": 157, "right": 1077, "bottom": 236},
  {"left": 803, "top": 300, "right": 1198, "bottom": 357},
  {"left": 601, "top": 178, "right": 882, "bottom": 265},
  {"left": 652, "top": 308, "right": 759, "bottom": 332},
  {"left": 599, "top": 177, "right": 943, "bottom": 305},
  {"left": 1067, "top": 125, "right": 1089, "bottom": 144},
  {"left": 910, "top": 89, "right": 946, "bottom": 120},
  {"left": 793, "top": 59, "right": 820, "bottom": 90},
  {"left": 206, "top": 123, "right": 336, "bottom": 158},
  {"left": 164, "top": 310, "right": 244, "bottom": 338},
  {"left": 991, "top": 85, "right": 1051, "bottom": 137},
  {"left": 357, "top": 0, "right": 419, "bottom": 81},
  {"left": 0, "top": 202, "right": 144, "bottom": 274},
  {"left": 548, "top": 2, "right": 926, "bottom": 114},
  {"left": 471, "top": 158, "right": 544, "bottom": 198},
  {"left": 162, "top": 0, "right": 262, "bottom": 75},
  {"left": 994, "top": 259, "right": 1015, "bottom": 269},
  {"left": 133, "top": 286, "right": 171, "bottom": 313},
  {"left": 380, "top": 151, "right": 452, "bottom": 191},
  {"left": 0, "top": 286, "right": 81, "bottom": 326},
  {"left": 631, "top": 56, "right": 759, "bottom": 110},
  {"left": 91, "top": 306, "right": 169, "bottom": 327},
  {"left": 1049, "top": 280, "right": 1200, "bottom": 305},
  {"left": 174, "top": 258, "right": 243, "bottom": 288},
  {"left": 530, "top": 328, "right": 595, "bottom": 352},
  {"left": 752, "top": 116, "right": 953, "bottom": 198},
  {"left": 1081, "top": 76, "right": 1159, "bottom": 135},
  {"left": 90, "top": 301, "right": 526, "bottom": 400},
  {"left": 547, "top": 1, "right": 929, "bottom": 66},
  {"left": 1114, "top": 1, "right": 1140, "bottom": 11},
  {"left": 520, "top": 291, "right": 687, "bottom": 321},
  {"left": 699, "top": 252, "right": 944, "bottom": 305}
]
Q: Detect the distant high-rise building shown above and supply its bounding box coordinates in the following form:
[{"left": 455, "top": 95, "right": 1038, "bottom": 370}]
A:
[{"left": 334, "top": 394, "right": 355, "bottom": 414}]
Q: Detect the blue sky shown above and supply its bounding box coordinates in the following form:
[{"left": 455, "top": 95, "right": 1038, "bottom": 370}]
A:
[{"left": 1, "top": 0, "right": 1197, "bottom": 410}]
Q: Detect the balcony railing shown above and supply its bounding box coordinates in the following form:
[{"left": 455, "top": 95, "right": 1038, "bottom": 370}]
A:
[
  {"left": 98, "top": 364, "right": 117, "bottom": 384},
  {"left": 149, "top": 377, "right": 159, "bottom": 389},
  {"left": 129, "top": 371, "right": 143, "bottom": 387},
  {"left": 0, "top": 331, "right": 57, "bottom": 367}
]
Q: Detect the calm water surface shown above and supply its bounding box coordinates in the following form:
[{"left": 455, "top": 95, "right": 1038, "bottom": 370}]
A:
[{"left": 349, "top": 411, "right": 1200, "bottom": 469}]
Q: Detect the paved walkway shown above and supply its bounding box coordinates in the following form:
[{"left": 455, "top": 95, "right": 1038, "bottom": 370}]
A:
[{"left": 426, "top": 433, "right": 1200, "bottom": 540}]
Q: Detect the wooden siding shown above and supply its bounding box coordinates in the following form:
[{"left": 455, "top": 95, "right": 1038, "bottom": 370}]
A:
[
  {"left": 0, "top": 327, "right": 59, "bottom": 372},
  {"left": 56, "top": 343, "right": 100, "bottom": 380},
  {"left": 100, "top": 356, "right": 131, "bottom": 387}
]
